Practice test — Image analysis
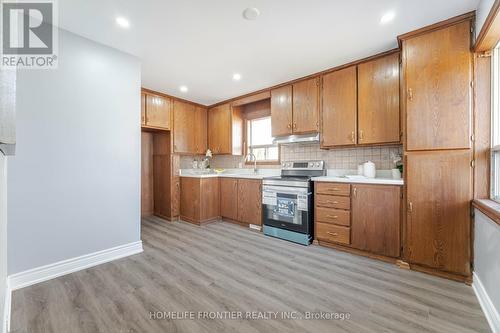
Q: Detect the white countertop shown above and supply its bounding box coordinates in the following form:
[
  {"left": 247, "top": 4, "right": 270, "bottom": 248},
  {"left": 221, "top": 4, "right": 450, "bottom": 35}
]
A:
[
  {"left": 179, "top": 168, "right": 403, "bottom": 185},
  {"left": 179, "top": 168, "right": 280, "bottom": 180},
  {"left": 312, "top": 169, "right": 403, "bottom": 185}
]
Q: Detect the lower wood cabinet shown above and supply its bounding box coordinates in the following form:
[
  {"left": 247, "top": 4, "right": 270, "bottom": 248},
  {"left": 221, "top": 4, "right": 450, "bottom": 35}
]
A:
[
  {"left": 237, "top": 179, "right": 262, "bottom": 226},
  {"left": 314, "top": 182, "right": 402, "bottom": 259},
  {"left": 220, "top": 178, "right": 238, "bottom": 221},
  {"left": 406, "top": 150, "right": 472, "bottom": 276},
  {"left": 220, "top": 178, "right": 262, "bottom": 226},
  {"left": 180, "top": 177, "right": 220, "bottom": 225},
  {"left": 351, "top": 184, "right": 401, "bottom": 258}
]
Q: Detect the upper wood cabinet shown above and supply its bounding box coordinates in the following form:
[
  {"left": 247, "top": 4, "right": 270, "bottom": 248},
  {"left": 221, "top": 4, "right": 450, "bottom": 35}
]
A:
[
  {"left": 271, "top": 85, "right": 293, "bottom": 137},
  {"left": 173, "top": 101, "right": 207, "bottom": 154},
  {"left": 321, "top": 66, "right": 357, "bottom": 147},
  {"left": 403, "top": 20, "right": 472, "bottom": 151},
  {"left": 143, "top": 93, "right": 172, "bottom": 130},
  {"left": 351, "top": 184, "right": 401, "bottom": 258},
  {"left": 271, "top": 77, "right": 319, "bottom": 137},
  {"left": 208, "top": 103, "right": 243, "bottom": 155},
  {"left": 194, "top": 106, "right": 208, "bottom": 154},
  {"left": 292, "top": 77, "right": 320, "bottom": 134},
  {"left": 358, "top": 53, "right": 400, "bottom": 145},
  {"left": 141, "top": 93, "right": 146, "bottom": 126},
  {"left": 406, "top": 150, "right": 472, "bottom": 276}
]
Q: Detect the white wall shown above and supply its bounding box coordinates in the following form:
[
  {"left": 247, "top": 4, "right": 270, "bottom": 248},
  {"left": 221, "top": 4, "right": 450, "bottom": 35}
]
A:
[
  {"left": 7, "top": 29, "right": 141, "bottom": 274},
  {"left": 0, "top": 153, "right": 7, "bottom": 332},
  {"left": 474, "top": 209, "right": 500, "bottom": 332},
  {"left": 476, "top": 0, "right": 496, "bottom": 37}
]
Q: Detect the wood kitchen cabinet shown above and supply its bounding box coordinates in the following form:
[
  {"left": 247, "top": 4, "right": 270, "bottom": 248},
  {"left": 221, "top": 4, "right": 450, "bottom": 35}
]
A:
[
  {"left": 402, "top": 20, "right": 472, "bottom": 151},
  {"left": 321, "top": 66, "right": 357, "bottom": 147},
  {"left": 143, "top": 93, "right": 172, "bottom": 130},
  {"left": 180, "top": 177, "right": 220, "bottom": 225},
  {"left": 220, "top": 178, "right": 238, "bottom": 221},
  {"left": 208, "top": 103, "right": 243, "bottom": 155},
  {"left": 292, "top": 77, "right": 320, "bottom": 134},
  {"left": 351, "top": 184, "right": 401, "bottom": 258},
  {"left": 173, "top": 101, "right": 207, "bottom": 154},
  {"left": 237, "top": 179, "right": 262, "bottom": 226},
  {"left": 406, "top": 150, "right": 472, "bottom": 276},
  {"left": 271, "top": 77, "right": 319, "bottom": 137},
  {"left": 271, "top": 85, "right": 293, "bottom": 137},
  {"left": 358, "top": 52, "right": 400, "bottom": 145}
]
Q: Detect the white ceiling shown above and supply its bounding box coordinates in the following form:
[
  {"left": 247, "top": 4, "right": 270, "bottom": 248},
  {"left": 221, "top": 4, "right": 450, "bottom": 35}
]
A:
[{"left": 58, "top": 0, "right": 480, "bottom": 106}]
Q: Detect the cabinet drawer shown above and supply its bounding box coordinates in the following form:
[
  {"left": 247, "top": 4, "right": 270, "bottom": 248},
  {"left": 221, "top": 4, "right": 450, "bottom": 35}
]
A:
[
  {"left": 316, "top": 207, "right": 350, "bottom": 226},
  {"left": 315, "top": 183, "right": 350, "bottom": 196},
  {"left": 316, "top": 222, "right": 350, "bottom": 245},
  {"left": 315, "top": 194, "right": 350, "bottom": 210}
]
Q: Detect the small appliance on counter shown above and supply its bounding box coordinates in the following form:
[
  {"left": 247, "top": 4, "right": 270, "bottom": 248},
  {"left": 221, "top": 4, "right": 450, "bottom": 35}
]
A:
[{"left": 262, "top": 160, "right": 325, "bottom": 245}]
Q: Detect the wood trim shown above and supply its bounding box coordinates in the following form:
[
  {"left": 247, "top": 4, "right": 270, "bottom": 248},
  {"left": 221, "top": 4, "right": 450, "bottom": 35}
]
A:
[
  {"left": 232, "top": 91, "right": 271, "bottom": 107},
  {"left": 221, "top": 217, "right": 250, "bottom": 228},
  {"left": 315, "top": 240, "right": 399, "bottom": 265},
  {"left": 208, "top": 49, "right": 400, "bottom": 108},
  {"left": 141, "top": 87, "right": 206, "bottom": 108},
  {"left": 473, "top": 199, "right": 500, "bottom": 226},
  {"left": 408, "top": 264, "right": 473, "bottom": 285},
  {"left": 397, "top": 11, "right": 475, "bottom": 46},
  {"left": 474, "top": 0, "right": 500, "bottom": 52},
  {"left": 180, "top": 216, "right": 220, "bottom": 226}
]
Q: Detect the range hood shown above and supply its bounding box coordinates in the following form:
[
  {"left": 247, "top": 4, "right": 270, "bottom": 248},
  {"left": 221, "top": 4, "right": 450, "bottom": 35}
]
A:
[{"left": 273, "top": 133, "right": 320, "bottom": 145}]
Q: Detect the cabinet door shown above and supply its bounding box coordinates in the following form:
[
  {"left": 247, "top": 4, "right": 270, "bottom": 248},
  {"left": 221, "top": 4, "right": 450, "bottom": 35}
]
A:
[
  {"left": 173, "top": 100, "right": 196, "bottom": 153},
  {"left": 358, "top": 53, "right": 400, "bottom": 144},
  {"left": 321, "top": 67, "right": 357, "bottom": 147},
  {"left": 208, "top": 103, "right": 232, "bottom": 154},
  {"left": 237, "top": 179, "right": 262, "bottom": 225},
  {"left": 351, "top": 184, "right": 401, "bottom": 257},
  {"left": 293, "top": 77, "right": 320, "bottom": 134},
  {"left": 271, "top": 85, "right": 293, "bottom": 137},
  {"left": 180, "top": 177, "right": 200, "bottom": 221},
  {"left": 146, "top": 94, "right": 171, "bottom": 129},
  {"left": 406, "top": 150, "right": 472, "bottom": 275},
  {"left": 141, "top": 92, "right": 146, "bottom": 126},
  {"left": 194, "top": 106, "right": 208, "bottom": 154},
  {"left": 404, "top": 21, "right": 471, "bottom": 150},
  {"left": 220, "top": 178, "right": 238, "bottom": 220},
  {"left": 200, "top": 178, "right": 220, "bottom": 221}
]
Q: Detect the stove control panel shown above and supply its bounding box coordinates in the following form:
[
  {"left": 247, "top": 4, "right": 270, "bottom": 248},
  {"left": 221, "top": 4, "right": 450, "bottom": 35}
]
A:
[{"left": 281, "top": 160, "right": 324, "bottom": 171}]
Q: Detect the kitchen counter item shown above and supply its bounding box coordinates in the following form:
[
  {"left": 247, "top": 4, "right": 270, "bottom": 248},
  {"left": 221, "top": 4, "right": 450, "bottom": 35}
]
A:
[{"left": 363, "top": 161, "right": 376, "bottom": 178}]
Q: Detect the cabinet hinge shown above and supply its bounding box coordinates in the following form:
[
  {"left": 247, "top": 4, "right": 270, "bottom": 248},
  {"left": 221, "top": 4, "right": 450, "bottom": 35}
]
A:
[
  {"left": 470, "top": 81, "right": 474, "bottom": 89},
  {"left": 471, "top": 160, "right": 475, "bottom": 168},
  {"left": 471, "top": 134, "right": 475, "bottom": 142}
]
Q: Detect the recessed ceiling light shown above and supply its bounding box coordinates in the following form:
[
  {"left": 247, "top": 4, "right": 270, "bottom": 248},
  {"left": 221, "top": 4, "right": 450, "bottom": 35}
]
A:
[
  {"left": 243, "top": 7, "right": 260, "bottom": 20},
  {"left": 115, "top": 16, "right": 130, "bottom": 29},
  {"left": 380, "top": 11, "right": 395, "bottom": 24},
  {"left": 179, "top": 85, "right": 188, "bottom": 93},
  {"left": 233, "top": 73, "right": 242, "bottom": 81}
]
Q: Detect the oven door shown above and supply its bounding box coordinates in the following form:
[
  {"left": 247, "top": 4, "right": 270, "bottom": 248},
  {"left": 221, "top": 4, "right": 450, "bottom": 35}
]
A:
[{"left": 262, "top": 185, "right": 312, "bottom": 234}]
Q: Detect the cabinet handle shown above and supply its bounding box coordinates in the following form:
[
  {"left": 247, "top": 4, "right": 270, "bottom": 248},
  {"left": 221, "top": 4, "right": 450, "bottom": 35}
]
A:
[
  {"left": 287, "top": 123, "right": 292, "bottom": 129},
  {"left": 327, "top": 232, "right": 339, "bottom": 237},
  {"left": 359, "top": 130, "right": 364, "bottom": 141},
  {"left": 408, "top": 202, "right": 413, "bottom": 213},
  {"left": 350, "top": 131, "right": 355, "bottom": 143},
  {"left": 293, "top": 123, "right": 297, "bottom": 130},
  {"left": 407, "top": 88, "right": 413, "bottom": 101},
  {"left": 326, "top": 215, "right": 338, "bottom": 219},
  {"left": 353, "top": 187, "right": 357, "bottom": 197}
]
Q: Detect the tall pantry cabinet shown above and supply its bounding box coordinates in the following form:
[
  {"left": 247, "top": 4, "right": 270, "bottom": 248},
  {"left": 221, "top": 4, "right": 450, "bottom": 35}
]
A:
[{"left": 400, "top": 16, "right": 473, "bottom": 279}]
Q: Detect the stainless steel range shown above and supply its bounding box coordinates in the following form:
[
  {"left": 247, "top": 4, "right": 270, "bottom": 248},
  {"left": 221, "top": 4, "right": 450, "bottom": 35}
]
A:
[{"left": 262, "top": 160, "right": 325, "bottom": 245}]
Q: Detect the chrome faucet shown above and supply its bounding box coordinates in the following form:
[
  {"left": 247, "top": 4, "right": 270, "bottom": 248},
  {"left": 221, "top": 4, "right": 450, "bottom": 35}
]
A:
[{"left": 245, "top": 152, "right": 257, "bottom": 174}]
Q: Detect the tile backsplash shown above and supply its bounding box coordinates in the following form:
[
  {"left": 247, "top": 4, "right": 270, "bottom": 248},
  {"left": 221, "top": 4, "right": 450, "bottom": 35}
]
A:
[{"left": 180, "top": 143, "right": 403, "bottom": 170}]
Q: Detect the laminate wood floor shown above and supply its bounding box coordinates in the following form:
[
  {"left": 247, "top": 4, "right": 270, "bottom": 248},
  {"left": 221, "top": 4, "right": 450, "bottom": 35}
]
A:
[{"left": 11, "top": 217, "right": 490, "bottom": 332}]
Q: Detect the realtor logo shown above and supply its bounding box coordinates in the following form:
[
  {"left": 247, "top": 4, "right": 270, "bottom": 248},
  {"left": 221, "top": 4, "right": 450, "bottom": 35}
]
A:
[{"left": 1, "top": 0, "right": 58, "bottom": 68}]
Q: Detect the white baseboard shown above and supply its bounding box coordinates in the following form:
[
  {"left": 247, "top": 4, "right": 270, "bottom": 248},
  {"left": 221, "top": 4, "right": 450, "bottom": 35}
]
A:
[
  {"left": 8, "top": 241, "right": 143, "bottom": 291},
  {"left": 3, "top": 280, "right": 10, "bottom": 333},
  {"left": 473, "top": 272, "right": 500, "bottom": 333}
]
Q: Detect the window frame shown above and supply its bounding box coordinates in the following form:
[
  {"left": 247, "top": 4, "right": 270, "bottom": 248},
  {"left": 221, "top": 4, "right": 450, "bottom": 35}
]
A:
[
  {"left": 244, "top": 115, "right": 280, "bottom": 165},
  {"left": 491, "top": 43, "right": 500, "bottom": 202}
]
